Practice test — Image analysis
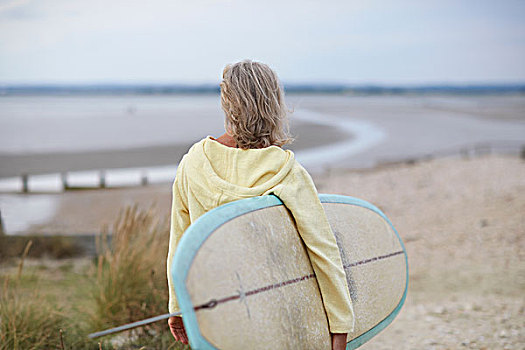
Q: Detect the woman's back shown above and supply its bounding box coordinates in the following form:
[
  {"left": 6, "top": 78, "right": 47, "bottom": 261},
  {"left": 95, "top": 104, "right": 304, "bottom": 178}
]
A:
[{"left": 177, "top": 136, "right": 295, "bottom": 220}]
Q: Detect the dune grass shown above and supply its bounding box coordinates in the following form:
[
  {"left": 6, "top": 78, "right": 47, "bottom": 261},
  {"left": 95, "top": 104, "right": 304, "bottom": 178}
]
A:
[
  {"left": 1, "top": 277, "right": 69, "bottom": 349},
  {"left": 0, "top": 206, "right": 188, "bottom": 349},
  {"left": 89, "top": 205, "right": 185, "bottom": 349},
  {"left": 0, "top": 241, "right": 93, "bottom": 350}
]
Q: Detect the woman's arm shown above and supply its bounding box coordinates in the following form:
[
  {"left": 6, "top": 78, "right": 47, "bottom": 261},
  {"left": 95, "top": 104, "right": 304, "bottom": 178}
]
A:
[
  {"left": 275, "top": 163, "right": 355, "bottom": 335},
  {"left": 166, "top": 161, "right": 191, "bottom": 343},
  {"left": 166, "top": 172, "right": 191, "bottom": 314},
  {"left": 166, "top": 164, "right": 191, "bottom": 343}
]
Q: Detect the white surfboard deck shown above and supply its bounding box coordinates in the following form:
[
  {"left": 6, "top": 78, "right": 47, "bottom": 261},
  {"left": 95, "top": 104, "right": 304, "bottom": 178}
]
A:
[{"left": 172, "top": 194, "right": 408, "bottom": 349}]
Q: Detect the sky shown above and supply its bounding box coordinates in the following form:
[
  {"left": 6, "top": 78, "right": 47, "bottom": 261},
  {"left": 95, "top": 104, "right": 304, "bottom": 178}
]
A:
[{"left": 0, "top": 0, "right": 524, "bottom": 85}]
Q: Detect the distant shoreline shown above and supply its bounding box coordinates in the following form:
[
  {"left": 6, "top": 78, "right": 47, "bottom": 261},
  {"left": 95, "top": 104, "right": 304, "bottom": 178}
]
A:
[{"left": 1, "top": 83, "right": 525, "bottom": 96}]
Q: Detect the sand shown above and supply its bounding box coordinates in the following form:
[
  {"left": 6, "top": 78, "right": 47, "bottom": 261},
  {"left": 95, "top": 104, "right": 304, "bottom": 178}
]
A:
[
  {"left": 18, "top": 154, "right": 525, "bottom": 348},
  {"left": 316, "top": 155, "right": 525, "bottom": 349}
]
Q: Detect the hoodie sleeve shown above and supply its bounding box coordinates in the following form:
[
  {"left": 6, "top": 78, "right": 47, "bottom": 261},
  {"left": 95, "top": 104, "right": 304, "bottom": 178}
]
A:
[
  {"left": 167, "top": 161, "right": 191, "bottom": 315},
  {"left": 275, "top": 162, "right": 355, "bottom": 334}
]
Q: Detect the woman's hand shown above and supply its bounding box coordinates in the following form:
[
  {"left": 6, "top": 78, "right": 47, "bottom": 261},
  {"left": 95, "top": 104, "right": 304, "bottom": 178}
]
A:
[
  {"left": 331, "top": 333, "right": 347, "bottom": 350},
  {"left": 168, "top": 316, "right": 188, "bottom": 344}
]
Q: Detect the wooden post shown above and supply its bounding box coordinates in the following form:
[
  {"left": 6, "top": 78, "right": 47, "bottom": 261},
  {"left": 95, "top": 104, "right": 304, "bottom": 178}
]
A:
[
  {"left": 141, "top": 171, "right": 148, "bottom": 186},
  {"left": 521, "top": 145, "right": 525, "bottom": 160},
  {"left": 61, "top": 173, "right": 69, "bottom": 191},
  {"left": 22, "top": 174, "right": 29, "bottom": 193},
  {"left": 100, "top": 170, "right": 106, "bottom": 188},
  {"left": 0, "top": 210, "right": 5, "bottom": 236}
]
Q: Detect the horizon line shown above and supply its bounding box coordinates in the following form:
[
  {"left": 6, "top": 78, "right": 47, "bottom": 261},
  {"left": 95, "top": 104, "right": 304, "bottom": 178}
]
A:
[
  {"left": 1, "top": 82, "right": 524, "bottom": 96},
  {"left": 2, "top": 81, "right": 525, "bottom": 87}
]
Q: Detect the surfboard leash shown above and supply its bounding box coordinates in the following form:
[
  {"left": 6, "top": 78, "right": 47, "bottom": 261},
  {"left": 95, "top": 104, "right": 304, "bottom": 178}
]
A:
[
  {"left": 88, "top": 311, "right": 182, "bottom": 339},
  {"left": 87, "top": 298, "right": 221, "bottom": 339}
]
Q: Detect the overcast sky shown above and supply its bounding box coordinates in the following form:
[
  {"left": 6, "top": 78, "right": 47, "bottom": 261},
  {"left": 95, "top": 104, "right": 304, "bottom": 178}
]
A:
[{"left": 0, "top": 0, "right": 524, "bottom": 85}]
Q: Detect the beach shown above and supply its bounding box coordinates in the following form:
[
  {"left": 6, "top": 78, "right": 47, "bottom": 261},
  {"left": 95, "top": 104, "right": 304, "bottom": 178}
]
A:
[
  {"left": 1, "top": 93, "right": 524, "bottom": 348},
  {"left": 2, "top": 154, "right": 523, "bottom": 349},
  {"left": 321, "top": 155, "right": 525, "bottom": 349}
]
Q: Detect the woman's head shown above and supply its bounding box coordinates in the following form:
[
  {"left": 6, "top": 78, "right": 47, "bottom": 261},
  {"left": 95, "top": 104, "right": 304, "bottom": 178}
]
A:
[{"left": 220, "top": 59, "right": 293, "bottom": 149}]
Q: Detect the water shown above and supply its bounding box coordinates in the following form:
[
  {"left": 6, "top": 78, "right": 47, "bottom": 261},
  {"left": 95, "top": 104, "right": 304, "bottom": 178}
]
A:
[
  {"left": 0, "top": 95, "right": 225, "bottom": 154},
  {"left": 1, "top": 93, "right": 523, "bottom": 156},
  {"left": 0, "top": 194, "right": 58, "bottom": 234}
]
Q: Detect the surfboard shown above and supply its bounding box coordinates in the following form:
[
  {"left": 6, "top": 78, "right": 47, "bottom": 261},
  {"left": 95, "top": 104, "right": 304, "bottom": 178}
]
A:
[{"left": 171, "top": 194, "right": 408, "bottom": 350}]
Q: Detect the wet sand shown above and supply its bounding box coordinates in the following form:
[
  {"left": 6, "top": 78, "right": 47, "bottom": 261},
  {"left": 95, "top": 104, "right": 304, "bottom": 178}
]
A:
[
  {"left": 287, "top": 94, "right": 525, "bottom": 168},
  {"left": 0, "top": 119, "right": 348, "bottom": 178}
]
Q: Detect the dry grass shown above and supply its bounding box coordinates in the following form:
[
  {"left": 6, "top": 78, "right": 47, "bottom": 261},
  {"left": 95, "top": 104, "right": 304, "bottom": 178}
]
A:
[
  {"left": 90, "top": 205, "right": 169, "bottom": 334},
  {"left": 88, "top": 205, "right": 186, "bottom": 349},
  {"left": 0, "top": 276, "right": 68, "bottom": 350},
  {"left": 0, "top": 241, "right": 94, "bottom": 349},
  {"left": 1, "top": 205, "right": 188, "bottom": 349}
]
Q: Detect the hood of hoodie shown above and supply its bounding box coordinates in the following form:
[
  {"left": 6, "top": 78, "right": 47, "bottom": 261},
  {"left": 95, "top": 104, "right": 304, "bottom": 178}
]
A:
[{"left": 184, "top": 136, "right": 295, "bottom": 198}]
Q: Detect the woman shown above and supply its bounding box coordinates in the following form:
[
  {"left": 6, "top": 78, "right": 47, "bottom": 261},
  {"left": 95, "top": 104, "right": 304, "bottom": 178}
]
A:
[{"left": 166, "top": 60, "right": 354, "bottom": 350}]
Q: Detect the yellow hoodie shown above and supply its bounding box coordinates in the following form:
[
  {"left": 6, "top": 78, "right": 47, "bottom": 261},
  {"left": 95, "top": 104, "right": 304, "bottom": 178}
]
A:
[{"left": 167, "top": 136, "right": 355, "bottom": 333}]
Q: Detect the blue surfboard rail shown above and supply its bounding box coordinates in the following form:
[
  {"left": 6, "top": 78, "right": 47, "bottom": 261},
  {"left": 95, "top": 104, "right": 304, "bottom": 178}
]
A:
[{"left": 171, "top": 194, "right": 409, "bottom": 350}]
